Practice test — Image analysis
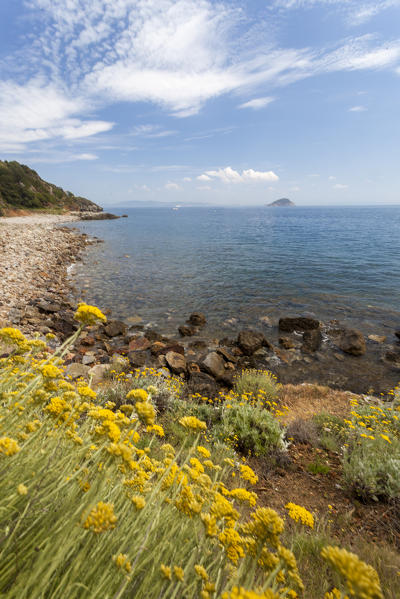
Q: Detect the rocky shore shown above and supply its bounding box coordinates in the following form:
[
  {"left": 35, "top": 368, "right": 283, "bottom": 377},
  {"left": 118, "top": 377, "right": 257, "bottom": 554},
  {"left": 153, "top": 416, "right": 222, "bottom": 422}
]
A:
[{"left": 1, "top": 214, "right": 399, "bottom": 396}]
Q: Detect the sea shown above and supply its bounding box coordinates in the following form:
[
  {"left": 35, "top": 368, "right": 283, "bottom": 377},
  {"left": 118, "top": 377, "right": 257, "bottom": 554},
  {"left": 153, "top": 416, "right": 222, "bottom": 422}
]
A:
[{"left": 68, "top": 205, "right": 400, "bottom": 339}]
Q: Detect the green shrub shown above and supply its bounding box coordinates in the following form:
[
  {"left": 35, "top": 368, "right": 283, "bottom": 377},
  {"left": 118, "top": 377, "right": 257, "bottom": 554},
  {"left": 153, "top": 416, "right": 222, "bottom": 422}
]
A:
[
  {"left": 234, "top": 368, "right": 280, "bottom": 402},
  {"left": 343, "top": 436, "right": 400, "bottom": 502},
  {"left": 313, "top": 412, "right": 348, "bottom": 452},
  {"left": 216, "top": 401, "right": 286, "bottom": 457},
  {"left": 307, "top": 458, "right": 330, "bottom": 475}
]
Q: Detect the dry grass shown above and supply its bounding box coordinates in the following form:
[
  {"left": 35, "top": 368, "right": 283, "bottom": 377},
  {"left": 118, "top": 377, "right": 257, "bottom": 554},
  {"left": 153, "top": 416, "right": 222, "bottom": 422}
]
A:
[{"left": 280, "top": 383, "right": 356, "bottom": 424}]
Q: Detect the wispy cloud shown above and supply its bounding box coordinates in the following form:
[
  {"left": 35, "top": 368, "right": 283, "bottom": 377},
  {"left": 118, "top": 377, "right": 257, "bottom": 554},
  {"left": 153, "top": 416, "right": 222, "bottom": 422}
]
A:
[
  {"left": 333, "top": 183, "right": 348, "bottom": 189},
  {"left": 1, "top": 0, "right": 400, "bottom": 154},
  {"left": 238, "top": 97, "right": 275, "bottom": 110},
  {"left": 349, "top": 105, "right": 367, "bottom": 111},
  {"left": 131, "top": 125, "right": 176, "bottom": 138},
  {"left": 199, "top": 166, "right": 279, "bottom": 184},
  {"left": 272, "top": 0, "right": 400, "bottom": 25}
]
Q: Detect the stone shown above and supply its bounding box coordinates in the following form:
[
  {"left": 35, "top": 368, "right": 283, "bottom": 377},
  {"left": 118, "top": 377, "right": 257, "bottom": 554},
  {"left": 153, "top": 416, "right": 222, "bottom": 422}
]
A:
[
  {"left": 151, "top": 342, "right": 167, "bottom": 356},
  {"left": 259, "top": 315, "right": 272, "bottom": 327},
  {"left": 395, "top": 330, "right": 400, "bottom": 340},
  {"left": 128, "top": 351, "right": 148, "bottom": 368},
  {"left": 237, "top": 329, "right": 271, "bottom": 356},
  {"left": 384, "top": 349, "right": 400, "bottom": 365},
  {"left": 145, "top": 330, "right": 163, "bottom": 342},
  {"left": 279, "top": 316, "right": 320, "bottom": 333},
  {"left": 37, "top": 300, "right": 61, "bottom": 313},
  {"left": 333, "top": 352, "right": 345, "bottom": 362},
  {"left": 65, "top": 363, "right": 90, "bottom": 380},
  {"left": 368, "top": 334, "right": 386, "bottom": 344},
  {"left": 152, "top": 343, "right": 185, "bottom": 357},
  {"left": 279, "top": 336, "right": 296, "bottom": 350},
  {"left": 188, "top": 339, "right": 209, "bottom": 351},
  {"left": 187, "top": 362, "right": 201, "bottom": 374},
  {"left": 337, "top": 329, "right": 366, "bottom": 356},
  {"left": 104, "top": 320, "right": 127, "bottom": 337},
  {"left": 165, "top": 351, "right": 187, "bottom": 375},
  {"left": 125, "top": 315, "right": 143, "bottom": 325},
  {"left": 187, "top": 312, "right": 206, "bottom": 327},
  {"left": 302, "top": 329, "right": 322, "bottom": 352},
  {"left": 178, "top": 324, "right": 197, "bottom": 337},
  {"left": 200, "top": 352, "right": 226, "bottom": 380},
  {"left": 82, "top": 354, "right": 95, "bottom": 365},
  {"left": 88, "top": 364, "right": 110, "bottom": 385},
  {"left": 187, "top": 371, "right": 218, "bottom": 397},
  {"left": 128, "top": 337, "right": 151, "bottom": 351},
  {"left": 217, "top": 347, "right": 238, "bottom": 363}
]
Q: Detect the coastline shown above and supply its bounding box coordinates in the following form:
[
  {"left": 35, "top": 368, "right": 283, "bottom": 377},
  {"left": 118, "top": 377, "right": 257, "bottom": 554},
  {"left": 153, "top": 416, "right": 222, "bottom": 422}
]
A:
[
  {"left": 1, "top": 213, "right": 399, "bottom": 396},
  {"left": 0, "top": 213, "right": 91, "bottom": 330}
]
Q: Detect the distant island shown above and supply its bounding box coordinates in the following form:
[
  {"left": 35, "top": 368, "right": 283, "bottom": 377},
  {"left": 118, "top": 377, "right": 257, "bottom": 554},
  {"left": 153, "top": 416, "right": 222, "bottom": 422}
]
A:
[
  {"left": 0, "top": 160, "right": 102, "bottom": 216},
  {"left": 267, "top": 198, "right": 295, "bottom": 207}
]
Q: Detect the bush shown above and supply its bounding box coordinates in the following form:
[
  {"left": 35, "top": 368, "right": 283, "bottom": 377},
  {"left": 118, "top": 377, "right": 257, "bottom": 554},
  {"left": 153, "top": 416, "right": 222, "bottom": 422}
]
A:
[
  {"left": 234, "top": 368, "right": 280, "bottom": 401},
  {"left": 216, "top": 401, "right": 286, "bottom": 457},
  {"left": 343, "top": 436, "right": 400, "bottom": 502}
]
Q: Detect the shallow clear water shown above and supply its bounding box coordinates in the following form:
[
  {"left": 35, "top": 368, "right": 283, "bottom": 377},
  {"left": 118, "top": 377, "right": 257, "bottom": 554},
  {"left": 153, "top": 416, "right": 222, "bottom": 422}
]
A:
[{"left": 69, "top": 206, "right": 400, "bottom": 337}]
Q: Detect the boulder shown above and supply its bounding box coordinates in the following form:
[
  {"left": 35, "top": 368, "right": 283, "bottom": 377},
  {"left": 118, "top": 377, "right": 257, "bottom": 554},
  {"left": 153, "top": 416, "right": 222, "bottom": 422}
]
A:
[
  {"left": 165, "top": 351, "right": 187, "bottom": 375},
  {"left": 384, "top": 349, "right": 400, "bottom": 365},
  {"left": 188, "top": 312, "right": 206, "bottom": 327},
  {"left": 88, "top": 364, "right": 110, "bottom": 385},
  {"left": 152, "top": 343, "right": 185, "bottom": 357},
  {"left": 104, "top": 320, "right": 127, "bottom": 338},
  {"left": 128, "top": 337, "right": 151, "bottom": 351},
  {"left": 187, "top": 371, "right": 218, "bottom": 397},
  {"left": 82, "top": 354, "right": 96, "bottom": 365},
  {"left": 237, "top": 330, "right": 271, "bottom": 356},
  {"left": 395, "top": 330, "right": 400, "bottom": 341},
  {"left": 337, "top": 329, "right": 366, "bottom": 356},
  {"left": 200, "top": 352, "right": 226, "bottom": 380},
  {"left": 128, "top": 350, "right": 148, "bottom": 368},
  {"left": 178, "top": 325, "right": 197, "bottom": 337},
  {"left": 217, "top": 347, "right": 238, "bottom": 363},
  {"left": 65, "top": 363, "right": 90, "bottom": 380},
  {"left": 187, "top": 362, "right": 201, "bottom": 374},
  {"left": 279, "top": 316, "right": 320, "bottom": 333},
  {"left": 302, "top": 329, "right": 322, "bottom": 352},
  {"left": 37, "top": 300, "right": 61, "bottom": 313},
  {"left": 151, "top": 342, "right": 167, "bottom": 356}
]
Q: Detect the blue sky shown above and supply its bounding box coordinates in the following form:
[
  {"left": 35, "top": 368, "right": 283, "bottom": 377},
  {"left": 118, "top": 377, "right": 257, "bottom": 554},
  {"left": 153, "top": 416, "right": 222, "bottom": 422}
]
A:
[{"left": 1, "top": 0, "right": 400, "bottom": 206}]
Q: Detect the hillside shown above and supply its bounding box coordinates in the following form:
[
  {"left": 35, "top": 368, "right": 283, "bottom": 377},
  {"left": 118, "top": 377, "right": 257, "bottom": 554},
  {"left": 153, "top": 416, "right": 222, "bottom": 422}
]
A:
[
  {"left": 267, "top": 198, "right": 295, "bottom": 207},
  {"left": 0, "top": 160, "right": 102, "bottom": 215}
]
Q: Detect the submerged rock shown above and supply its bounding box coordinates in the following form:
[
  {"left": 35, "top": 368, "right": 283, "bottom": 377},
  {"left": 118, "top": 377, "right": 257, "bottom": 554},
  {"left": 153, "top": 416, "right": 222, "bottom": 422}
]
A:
[
  {"left": 337, "top": 329, "right": 366, "bottom": 356},
  {"left": 187, "top": 312, "right": 206, "bottom": 327},
  {"left": 279, "top": 316, "right": 320, "bottom": 333},
  {"left": 302, "top": 329, "right": 322, "bottom": 352},
  {"left": 104, "top": 320, "right": 127, "bottom": 338}
]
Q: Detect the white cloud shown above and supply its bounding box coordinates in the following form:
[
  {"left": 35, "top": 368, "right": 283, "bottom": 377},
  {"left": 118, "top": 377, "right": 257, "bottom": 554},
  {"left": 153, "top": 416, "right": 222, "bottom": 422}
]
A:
[
  {"left": 0, "top": 80, "right": 113, "bottom": 150},
  {"left": 328, "top": 175, "right": 336, "bottom": 180},
  {"left": 18, "top": 1, "right": 400, "bottom": 121},
  {"left": 183, "top": 177, "right": 192, "bottom": 182},
  {"left": 239, "top": 97, "right": 275, "bottom": 110},
  {"left": 349, "top": 105, "right": 367, "bottom": 111},
  {"left": 203, "top": 166, "right": 279, "bottom": 184},
  {"left": 333, "top": 183, "right": 348, "bottom": 189},
  {"left": 272, "top": 0, "right": 400, "bottom": 25},
  {"left": 165, "top": 182, "right": 182, "bottom": 190},
  {"left": 131, "top": 124, "right": 176, "bottom": 138}
]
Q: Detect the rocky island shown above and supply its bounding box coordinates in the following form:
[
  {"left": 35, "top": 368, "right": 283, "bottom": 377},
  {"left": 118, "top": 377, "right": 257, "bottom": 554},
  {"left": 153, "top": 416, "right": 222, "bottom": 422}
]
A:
[{"left": 267, "top": 198, "right": 295, "bottom": 207}]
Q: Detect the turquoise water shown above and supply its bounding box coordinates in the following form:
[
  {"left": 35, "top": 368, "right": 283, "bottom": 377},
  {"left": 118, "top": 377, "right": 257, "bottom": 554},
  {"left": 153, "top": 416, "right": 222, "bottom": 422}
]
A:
[{"left": 69, "top": 206, "right": 400, "bottom": 337}]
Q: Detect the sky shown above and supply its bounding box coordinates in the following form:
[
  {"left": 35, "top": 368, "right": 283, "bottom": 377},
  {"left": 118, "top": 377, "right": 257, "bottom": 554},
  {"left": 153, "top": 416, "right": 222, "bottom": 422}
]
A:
[{"left": 1, "top": 0, "right": 400, "bottom": 207}]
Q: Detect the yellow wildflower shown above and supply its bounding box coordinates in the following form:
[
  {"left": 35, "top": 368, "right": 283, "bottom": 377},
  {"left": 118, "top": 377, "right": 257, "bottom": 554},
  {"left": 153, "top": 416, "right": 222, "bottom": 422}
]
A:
[
  {"left": 0, "top": 437, "right": 21, "bottom": 456},
  {"left": 194, "top": 564, "right": 209, "bottom": 581},
  {"left": 179, "top": 416, "right": 207, "bottom": 431},
  {"left": 114, "top": 553, "right": 132, "bottom": 573},
  {"left": 173, "top": 566, "right": 184, "bottom": 581},
  {"left": 131, "top": 495, "right": 146, "bottom": 510},
  {"left": 17, "top": 483, "right": 28, "bottom": 495},
  {"left": 74, "top": 303, "right": 107, "bottom": 325},
  {"left": 285, "top": 503, "right": 314, "bottom": 528},
  {"left": 196, "top": 445, "right": 211, "bottom": 458},
  {"left": 239, "top": 464, "right": 258, "bottom": 485},
  {"left": 135, "top": 401, "right": 155, "bottom": 425},
  {"left": 160, "top": 564, "right": 172, "bottom": 580},
  {"left": 321, "top": 546, "right": 383, "bottom": 599},
  {"left": 83, "top": 501, "right": 117, "bottom": 533},
  {"left": 126, "top": 388, "right": 148, "bottom": 402},
  {"left": 77, "top": 385, "right": 97, "bottom": 399},
  {"left": 40, "top": 364, "right": 63, "bottom": 379}
]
